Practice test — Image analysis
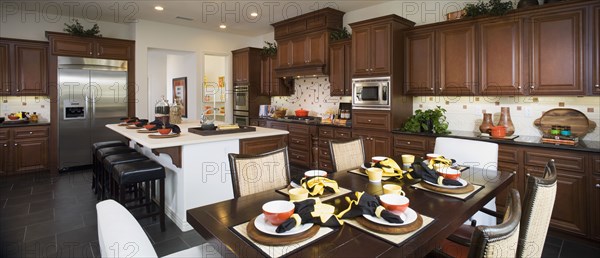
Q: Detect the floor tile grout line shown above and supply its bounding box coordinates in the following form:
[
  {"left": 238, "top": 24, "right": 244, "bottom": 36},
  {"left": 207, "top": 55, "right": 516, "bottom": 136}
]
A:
[
  {"left": 23, "top": 226, "right": 28, "bottom": 242},
  {"left": 557, "top": 240, "right": 564, "bottom": 258},
  {"left": 2, "top": 198, "right": 6, "bottom": 208}
]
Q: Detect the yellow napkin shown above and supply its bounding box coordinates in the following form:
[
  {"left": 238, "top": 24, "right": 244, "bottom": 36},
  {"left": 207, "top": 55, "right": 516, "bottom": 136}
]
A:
[{"left": 301, "top": 177, "right": 340, "bottom": 196}]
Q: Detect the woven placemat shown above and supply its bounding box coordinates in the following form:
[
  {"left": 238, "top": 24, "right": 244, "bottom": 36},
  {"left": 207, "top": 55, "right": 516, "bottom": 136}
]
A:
[
  {"left": 276, "top": 186, "right": 352, "bottom": 202},
  {"left": 344, "top": 214, "right": 434, "bottom": 246},
  {"left": 148, "top": 133, "right": 181, "bottom": 138},
  {"left": 355, "top": 214, "right": 423, "bottom": 235},
  {"left": 246, "top": 217, "right": 320, "bottom": 246},
  {"left": 412, "top": 183, "right": 483, "bottom": 200},
  {"left": 419, "top": 181, "right": 474, "bottom": 194},
  {"left": 232, "top": 219, "right": 334, "bottom": 258}
]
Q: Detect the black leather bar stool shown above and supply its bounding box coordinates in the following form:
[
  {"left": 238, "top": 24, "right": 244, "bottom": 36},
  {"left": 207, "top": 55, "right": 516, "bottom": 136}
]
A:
[
  {"left": 103, "top": 152, "right": 149, "bottom": 199},
  {"left": 92, "top": 141, "right": 126, "bottom": 194},
  {"left": 96, "top": 146, "right": 136, "bottom": 200},
  {"left": 113, "top": 160, "right": 166, "bottom": 232}
]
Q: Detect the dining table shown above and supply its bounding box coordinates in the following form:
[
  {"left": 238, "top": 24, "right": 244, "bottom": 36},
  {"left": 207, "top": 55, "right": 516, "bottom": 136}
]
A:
[{"left": 186, "top": 166, "right": 514, "bottom": 258}]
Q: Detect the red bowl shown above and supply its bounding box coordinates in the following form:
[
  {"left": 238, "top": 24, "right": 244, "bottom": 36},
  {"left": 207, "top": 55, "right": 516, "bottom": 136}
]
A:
[
  {"left": 295, "top": 109, "right": 309, "bottom": 117},
  {"left": 262, "top": 200, "right": 294, "bottom": 226},
  {"left": 157, "top": 128, "right": 172, "bottom": 135},
  {"left": 144, "top": 124, "right": 155, "bottom": 130},
  {"left": 491, "top": 126, "right": 506, "bottom": 138},
  {"left": 379, "top": 194, "right": 409, "bottom": 213},
  {"left": 435, "top": 169, "right": 461, "bottom": 180}
]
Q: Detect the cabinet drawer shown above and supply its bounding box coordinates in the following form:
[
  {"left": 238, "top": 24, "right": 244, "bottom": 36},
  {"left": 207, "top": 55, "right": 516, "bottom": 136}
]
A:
[
  {"left": 393, "top": 135, "right": 428, "bottom": 151},
  {"left": 319, "top": 138, "right": 331, "bottom": 148},
  {"left": 319, "top": 146, "right": 331, "bottom": 159},
  {"left": 0, "top": 129, "right": 8, "bottom": 140},
  {"left": 319, "top": 127, "right": 334, "bottom": 138},
  {"left": 288, "top": 124, "right": 309, "bottom": 135},
  {"left": 334, "top": 128, "right": 352, "bottom": 139},
  {"left": 524, "top": 149, "right": 586, "bottom": 172},
  {"left": 13, "top": 127, "right": 48, "bottom": 139},
  {"left": 319, "top": 159, "right": 333, "bottom": 172},
  {"left": 592, "top": 154, "right": 600, "bottom": 174},
  {"left": 352, "top": 110, "right": 390, "bottom": 131},
  {"left": 289, "top": 135, "right": 310, "bottom": 151},
  {"left": 269, "top": 121, "right": 288, "bottom": 131},
  {"left": 289, "top": 149, "right": 310, "bottom": 165},
  {"left": 498, "top": 145, "right": 520, "bottom": 163},
  {"left": 394, "top": 148, "right": 425, "bottom": 159}
]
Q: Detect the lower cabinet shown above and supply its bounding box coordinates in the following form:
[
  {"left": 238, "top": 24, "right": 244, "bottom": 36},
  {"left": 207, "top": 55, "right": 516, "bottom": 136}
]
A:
[
  {"left": 393, "top": 134, "right": 433, "bottom": 158},
  {"left": 265, "top": 121, "right": 317, "bottom": 169},
  {"left": 591, "top": 175, "right": 600, "bottom": 242},
  {"left": 353, "top": 129, "right": 391, "bottom": 163},
  {"left": 0, "top": 126, "right": 49, "bottom": 175},
  {"left": 318, "top": 127, "right": 351, "bottom": 172},
  {"left": 239, "top": 135, "right": 287, "bottom": 155}
]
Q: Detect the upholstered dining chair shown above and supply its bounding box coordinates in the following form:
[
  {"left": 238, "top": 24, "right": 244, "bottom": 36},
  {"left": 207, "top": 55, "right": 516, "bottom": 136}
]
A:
[
  {"left": 329, "top": 138, "right": 366, "bottom": 172},
  {"left": 97, "top": 199, "right": 222, "bottom": 258},
  {"left": 434, "top": 137, "right": 499, "bottom": 226},
  {"left": 228, "top": 147, "right": 291, "bottom": 198}
]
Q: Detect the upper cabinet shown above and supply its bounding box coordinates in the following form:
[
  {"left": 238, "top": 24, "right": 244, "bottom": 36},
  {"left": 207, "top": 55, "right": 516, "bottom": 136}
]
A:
[
  {"left": 0, "top": 38, "right": 48, "bottom": 96},
  {"left": 350, "top": 15, "right": 415, "bottom": 78},
  {"left": 594, "top": 4, "right": 600, "bottom": 95},
  {"left": 272, "top": 8, "right": 344, "bottom": 78},
  {"left": 528, "top": 7, "right": 586, "bottom": 95},
  {"left": 329, "top": 39, "right": 352, "bottom": 96},
  {"left": 233, "top": 50, "right": 250, "bottom": 84},
  {"left": 46, "top": 32, "right": 133, "bottom": 60},
  {"left": 260, "top": 55, "right": 290, "bottom": 96},
  {"left": 404, "top": 0, "right": 595, "bottom": 96}
]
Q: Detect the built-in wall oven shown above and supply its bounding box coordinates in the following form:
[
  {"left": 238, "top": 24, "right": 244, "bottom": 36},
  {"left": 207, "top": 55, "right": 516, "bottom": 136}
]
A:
[
  {"left": 352, "top": 77, "right": 391, "bottom": 109},
  {"left": 233, "top": 111, "right": 249, "bottom": 126},
  {"left": 233, "top": 85, "right": 249, "bottom": 111}
]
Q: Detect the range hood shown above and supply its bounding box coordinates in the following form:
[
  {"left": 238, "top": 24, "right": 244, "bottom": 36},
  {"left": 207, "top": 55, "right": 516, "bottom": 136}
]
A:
[{"left": 274, "top": 64, "right": 327, "bottom": 78}]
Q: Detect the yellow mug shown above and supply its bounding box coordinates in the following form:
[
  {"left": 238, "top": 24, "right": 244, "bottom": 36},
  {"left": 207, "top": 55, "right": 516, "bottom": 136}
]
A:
[
  {"left": 383, "top": 184, "right": 405, "bottom": 196},
  {"left": 401, "top": 154, "right": 415, "bottom": 165},
  {"left": 366, "top": 167, "right": 383, "bottom": 182},
  {"left": 289, "top": 188, "right": 309, "bottom": 201}
]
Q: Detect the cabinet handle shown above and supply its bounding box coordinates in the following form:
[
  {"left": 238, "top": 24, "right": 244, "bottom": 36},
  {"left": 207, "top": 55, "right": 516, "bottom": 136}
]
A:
[
  {"left": 512, "top": 171, "right": 517, "bottom": 174},
  {"left": 516, "top": 85, "right": 521, "bottom": 89},
  {"left": 595, "top": 84, "right": 599, "bottom": 88},
  {"left": 14, "top": 143, "right": 17, "bottom": 146},
  {"left": 29, "top": 131, "right": 33, "bottom": 134},
  {"left": 439, "top": 87, "right": 442, "bottom": 90},
  {"left": 367, "top": 119, "right": 372, "bottom": 122},
  {"left": 530, "top": 85, "right": 535, "bottom": 89},
  {"left": 365, "top": 69, "right": 369, "bottom": 72},
  {"left": 323, "top": 132, "right": 327, "bottom": 134},
  {"left": 407, "top": 141, "right": 411, "bottom": 145},
  {"left": 2, "top": 144, "right": 6, "bottom": 147},
  {"left": 5, "top": 89, "right": 8, "bottom": 92},
  {"left": 526, "top": 173, "right": 531, "bottom": 177},
  {"left": 16, "top": 88, "right": 20, "bottom": 92},
  {"left": 324, "top": 164, "right": 328, "bottom": 167},
  {"left": 340, "top": 133, "right": 344, "bottom": 136},
  {"left": 89, "top": 51, "right": 93, "bottom": 55},
  {"left": 430, "top": 87, "right": 434, "bottom": 91},
  {"left": 595, "top": 184, "right": 600, "bottom": 188},
  {"left": 296, "top": 155, "right": 300, "bottom": 159}
]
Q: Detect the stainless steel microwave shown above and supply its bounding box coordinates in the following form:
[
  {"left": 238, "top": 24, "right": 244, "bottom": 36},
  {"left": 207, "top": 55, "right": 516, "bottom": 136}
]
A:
[{"left": 352, "top": 77, "right": 390, "bottom": 109}]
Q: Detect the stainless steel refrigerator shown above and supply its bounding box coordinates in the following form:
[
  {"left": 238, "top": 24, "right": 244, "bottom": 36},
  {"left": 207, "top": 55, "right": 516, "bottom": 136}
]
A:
[{"left": 58, "top": 57, "right": 128, "bottom": 170}]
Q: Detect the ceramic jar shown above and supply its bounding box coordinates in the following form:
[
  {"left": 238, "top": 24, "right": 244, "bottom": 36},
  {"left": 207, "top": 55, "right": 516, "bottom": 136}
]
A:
[
  {"left": 479, "top": 113, "right": 494, "bottom": 134},
  {"left": 497, "top": 107, "right": 515, "bottom": 136}
]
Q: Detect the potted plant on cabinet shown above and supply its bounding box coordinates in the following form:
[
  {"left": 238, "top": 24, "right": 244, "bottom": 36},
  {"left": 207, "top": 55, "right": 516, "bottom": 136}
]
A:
[{"left": 401, "top": 106, "right": 450, "bottom": 134}]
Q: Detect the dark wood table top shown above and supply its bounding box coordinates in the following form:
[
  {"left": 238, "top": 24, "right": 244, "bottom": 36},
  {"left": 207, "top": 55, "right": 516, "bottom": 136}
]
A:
[{"left": 187, "top": 167, "right": 514, "bottom": 258}]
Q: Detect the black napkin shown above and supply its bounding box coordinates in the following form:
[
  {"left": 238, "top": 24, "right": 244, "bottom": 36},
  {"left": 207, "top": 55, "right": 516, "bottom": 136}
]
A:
[
  {"left": 165, "top": 124, "right": 181, "bottom": 134},
  {"left": 134, "top": 119, "right": 149, "bottom": 127},
  {"left": 413, "top": 161, "right": 462, "bottom": 186},
  {"left": 338, "top": 192, "right": 403, "bottom": 224},
  {"left": 276, "top": 199, "right": 316, "bottom": 233}
]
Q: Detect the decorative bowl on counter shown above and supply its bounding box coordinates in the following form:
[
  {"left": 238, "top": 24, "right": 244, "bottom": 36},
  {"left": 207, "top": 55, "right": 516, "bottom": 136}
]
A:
[
  {"left": 8, "top": 114, "right": 20, "bottom": 120},
  {"left": 295, "top": 109, "right": 309, "bottom": 117}
]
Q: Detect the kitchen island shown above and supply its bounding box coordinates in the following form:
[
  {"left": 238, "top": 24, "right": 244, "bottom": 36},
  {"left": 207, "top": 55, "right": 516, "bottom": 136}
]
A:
[{"left": 106, "top": 121, "right": 288, "bottom": 231}]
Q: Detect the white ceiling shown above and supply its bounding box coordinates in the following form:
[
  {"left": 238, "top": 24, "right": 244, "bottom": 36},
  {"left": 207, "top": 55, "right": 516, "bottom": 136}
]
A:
[{"left": 19, "top": 0, "right": 388, "bottom": 36}]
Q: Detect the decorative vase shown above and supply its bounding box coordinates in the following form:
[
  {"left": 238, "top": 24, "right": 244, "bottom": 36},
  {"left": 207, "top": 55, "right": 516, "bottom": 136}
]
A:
[
  {"left": 517, "top": 0, "right": 539, "bottom": 9},
  {"left": 497, "top": 107, "right": 515, "bottom": 136},
  {"left": 479, "top": 113, "right": 494, "bottom": 134}
]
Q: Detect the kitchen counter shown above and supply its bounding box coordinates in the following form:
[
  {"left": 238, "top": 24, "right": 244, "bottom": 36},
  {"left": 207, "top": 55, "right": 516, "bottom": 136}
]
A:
[
  {"left": 106, "top": 121, "right": 288, "bottom": 232},
  {"left": 391, "top": 129, "right": 600, "bottom": 153},
  {"left": 260, "top": 117, "right": 352, "bottom": 128},
  {"left": 0, "top": 121, "right": 50, "bottom": 128}
]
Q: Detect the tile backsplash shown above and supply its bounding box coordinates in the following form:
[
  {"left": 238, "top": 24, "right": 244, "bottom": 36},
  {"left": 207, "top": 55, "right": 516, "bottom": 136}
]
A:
[
  {"left": 0, "top": 96, "right": 51, "bottom": 122},
  {"left": 415, "top": 96, "right": 600, "bottom": 142},
  {"left": 271, "top": 77, "right": 351, "bottom": 117}
]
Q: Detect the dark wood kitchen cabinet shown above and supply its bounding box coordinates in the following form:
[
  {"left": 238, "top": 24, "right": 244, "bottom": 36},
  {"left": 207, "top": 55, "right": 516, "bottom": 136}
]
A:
[
  {"left": 0, "top": 126, "right": 49, "bottom": 176},
  {"left": 329, "top": 39, "right": 352, "bottom": 96},
  {"left": 47, "top": 32, "right": 132, "bottom": 60},
  {"left": 266, "top": 121, "right": 317, "bottom": 169},
  {"left": 260, "top": 55, "right": 289, "bottom": 96},
  {"left": 437, "top": 22, "right": 478, "bottom": 96},
  {"left": 233, "top": 49, "right": 250, "bottom": 84},
  {"left": 592, "top": 4, "right": 600, "bottom": 95},
  {"left": 0, "top": 38, "right": 48, "bottom": 96},
  {"left": 404, "top": 29, "right": 435, "bottom": 95},
  {"left": 528, "top": 7, "right": 586, "bottom": 95},
  {"left": 318, "top": 127, "right": 351, "bottom": 172},
  {"left": 352, "top": 130, "right": 391, "bottom": 163},
  {"left": 479, "top": 18, "right": 523, "bottom": 95},
  {"left": 392, "top": 134, "right": 433, "bottom": 159},
  {"left": 591, "top": 174, "right": 600, "bottom": 241}
]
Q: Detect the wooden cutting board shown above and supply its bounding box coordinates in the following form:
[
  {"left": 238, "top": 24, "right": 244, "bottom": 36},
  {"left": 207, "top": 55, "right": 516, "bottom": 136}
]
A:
[{"left": 534, "top": 108, "right": 596, "bottom": 137}]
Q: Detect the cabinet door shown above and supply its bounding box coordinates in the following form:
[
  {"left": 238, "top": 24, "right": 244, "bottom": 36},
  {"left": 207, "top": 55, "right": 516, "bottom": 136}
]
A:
[
  {"left": 259, "top": 56, "right": 271, "bottom": 95},
  {"left": 233, "top": 51, "right": 248, "bottom": 84},
  {"left": 526, "top": 166, "right": 587, "bottom": 236},
  {"left": 370, "top": 24, "right": 391, "bottom": 75},
  {"left": 593, "top": 5, "right": 600, "bottom": 95},
  {"left": 291, "top": 37, "right": 307, "bottom": 66},
  {"left": 352, "top": 131, "right": 372, "bottom": 163},
  {"left": 437, "top": 23, "right": 478, "bottom": 95},
  {"left": 96, "top": 40, "right": 132, "bottom": 60},
  {"left": 352, "top": 26, "right": 371, "bottom": 76},
  {"left": 14, "top": 43, "right": 48, "bottom": 95},
  {"left": 591, "top": 175, "right": 600, "bottom": 241},
  {"left": 352, "top": 110, "right": 391, "bottom": 131},
  {"left": 0, "top": 42, "right": 10, "bottom": 95},
  {"left": 269, "top": 57, "right": 287, "bottom": 96},
  {"left": 13, "top": 138, "right": 49, "bottom": 173},
  {"left": 405, "top": 30, "right": 436, "bottom": 95},
  {"left": 371, "top": 134, "right": 391, "bottom": 158},
  {"left": 496, "top": 162, "right": 521, "bottom": 214},
  {"left": 480, "top": 19, "right": 524, "bottom": 95},
  {"left": 277, "top": 39, "right": 292, "bottom": 68},
  {"left": 306, "top": 32, "right": 326, "bottom": 65},
  {"left": 0, "top": 140, "right": 9, "bottom": 175},
  {"left": 50, "top": 36, "right": 94, "bottom": 57},
  {"left": 329, "top": 41, "right": 347, "bottom": 96},
  {"left": 529, "top": 9, "right": 585, "bottom": 95}
]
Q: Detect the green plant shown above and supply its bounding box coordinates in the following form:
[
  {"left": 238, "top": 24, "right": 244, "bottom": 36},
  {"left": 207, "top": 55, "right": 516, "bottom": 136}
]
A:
[
  {"left": 401, "top": 106, "right": 450, "bottom": 134},
  {"left": 464, "top": 0, "right": 513, "bottom": 18},
  {"left": 63, "top": 19, "right": 102, "bottom": 37},
  {"left": 330, "top": 27, "right": 351, "bottom": 41},
  {"left": 261, "top": 41, "right": 277, "bottom": 57}
]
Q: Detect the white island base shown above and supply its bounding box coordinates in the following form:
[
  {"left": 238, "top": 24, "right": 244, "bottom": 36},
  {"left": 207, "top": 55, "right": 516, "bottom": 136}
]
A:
[{"left": 107, "top": 122, "right": 288, "bottom": 231}]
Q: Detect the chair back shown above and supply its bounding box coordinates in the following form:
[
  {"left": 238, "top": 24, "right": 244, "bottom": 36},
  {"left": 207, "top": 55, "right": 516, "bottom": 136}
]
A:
[
  {"left": 329, "top": 138, "right": 366, "bottom": 172},
  {"left": 228, "top": 147, "right": 291, "bottom": 198},
  {"left": 469, "top": 188, "right": 522, "bottom": 258},
  {"left": 517, "top": 159, "right": 558, "bottom": 258},
  {"left": 97, "top": 200, "right": 158, "bottom": 258},
  {"left": 434, "top": 137, "right": 498, "bottom": 170}
]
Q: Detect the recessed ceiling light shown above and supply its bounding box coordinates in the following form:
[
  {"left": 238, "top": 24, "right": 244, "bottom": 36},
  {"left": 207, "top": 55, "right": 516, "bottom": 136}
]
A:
[
  {"left": 154, "top": 6, "right": 164, "bottom": 11},
  {"left": 219, "top": 24, "right": 226, "bottom": 29},
  {"left": 250, "top": 12, "right": 258, "bottom": 17}
]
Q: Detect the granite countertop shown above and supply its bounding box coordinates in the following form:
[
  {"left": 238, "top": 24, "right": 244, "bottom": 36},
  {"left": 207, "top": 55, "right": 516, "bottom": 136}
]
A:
[
  {"left": 0, "top": 121, "right": 51, "bottom": 128},
  {"left": 260, "top": 117, "right": 352, "bottom": 128},
  {"left": 391, "top": 129, "right": 600, "bottom": 153}
]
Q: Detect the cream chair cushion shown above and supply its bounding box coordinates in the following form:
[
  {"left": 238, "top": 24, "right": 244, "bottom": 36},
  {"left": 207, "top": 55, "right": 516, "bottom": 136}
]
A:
[
  {"left": 229, "top": 147, "right": 290, "bottom": 197},
  {"left": 329, "top": 138, "right": 365, "bottom": 172}
]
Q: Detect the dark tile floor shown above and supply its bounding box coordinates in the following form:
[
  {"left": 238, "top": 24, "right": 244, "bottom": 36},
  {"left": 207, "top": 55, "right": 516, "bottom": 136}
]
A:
[
  {"left": 0, "top": 170, "right": 205, "bottom": 258},
  {"left": 1, "top": 169, "right": 599, "bottom": 258}
]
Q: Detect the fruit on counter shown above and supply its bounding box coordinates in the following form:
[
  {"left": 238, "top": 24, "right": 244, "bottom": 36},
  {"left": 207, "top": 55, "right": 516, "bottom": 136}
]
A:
[{"left": 7, "top": 113, "right": 20, "bottom": 120}]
